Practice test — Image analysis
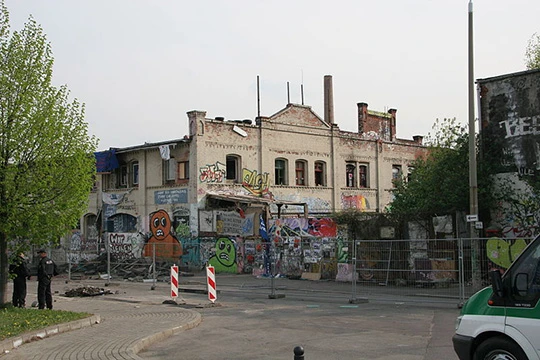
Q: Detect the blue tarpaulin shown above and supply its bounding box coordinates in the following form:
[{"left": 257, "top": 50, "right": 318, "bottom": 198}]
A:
[{"left": 95, "top": 149, "right": 119, "bottom": 173}]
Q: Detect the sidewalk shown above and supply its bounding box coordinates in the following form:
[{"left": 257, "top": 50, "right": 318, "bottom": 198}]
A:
[{"left": 1, "top": 276, "right": 204, "bottom": 359}]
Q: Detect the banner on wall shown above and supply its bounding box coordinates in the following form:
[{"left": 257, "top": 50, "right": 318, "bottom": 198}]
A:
[
  {"left": 215, "top": 211, "right": 254, "bottom": 236},
  {"left": 102, "top": 192, "right": 127, "bottom": 205}
]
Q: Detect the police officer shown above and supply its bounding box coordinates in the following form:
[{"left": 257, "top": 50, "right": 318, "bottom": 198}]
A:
[
  {"left": 37, "top": 249, "right": 58, "bottom": 310},
  {"left": 9, "top": 252, "right": 30, "bottom": 308}
]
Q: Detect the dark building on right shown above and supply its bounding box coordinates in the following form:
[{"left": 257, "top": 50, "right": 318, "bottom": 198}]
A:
[{"left": 478, "top": 68, "right": 540, "bottom": 238}]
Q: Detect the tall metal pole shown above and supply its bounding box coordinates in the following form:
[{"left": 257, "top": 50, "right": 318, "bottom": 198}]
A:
[{"left": 468, "top": 0, "right": 480, "bottom": 289}]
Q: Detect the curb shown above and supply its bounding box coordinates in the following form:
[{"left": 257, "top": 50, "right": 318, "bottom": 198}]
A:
[
  {"left": 0, "top": 314, "right": 101, "bottom": 355},
  {"left": 130, "top": 309, "right": 202, "bottom": 355}
]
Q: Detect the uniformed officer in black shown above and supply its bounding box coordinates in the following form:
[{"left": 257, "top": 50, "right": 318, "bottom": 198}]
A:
[
  {"left": 37, "top": 249, "right": 58, "bottom": 310},
  {"left": 9, "top": 252, "right": 31, "bottom": 308}
]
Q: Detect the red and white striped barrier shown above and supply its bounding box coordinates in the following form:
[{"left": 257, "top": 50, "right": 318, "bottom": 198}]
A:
[
  {"left": 206, "top": 265, "right": 217, "bottom": 303},
  {"left": 170, "top": 264, "right": 179, "bottom": 299}
]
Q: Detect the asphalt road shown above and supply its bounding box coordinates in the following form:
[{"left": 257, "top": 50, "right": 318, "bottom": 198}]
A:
[{"left": 140, "top": 286, "right": 460, "bottom": 360}]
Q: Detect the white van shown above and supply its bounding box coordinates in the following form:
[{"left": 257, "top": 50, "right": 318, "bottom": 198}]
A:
[{"left": 453, "top": 235, "right": 540, "bottom": 360}]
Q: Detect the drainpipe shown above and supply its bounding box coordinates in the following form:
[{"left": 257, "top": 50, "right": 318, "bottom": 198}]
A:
[{"left": 376, "top": 140, "right": 382, "bottom": 212}]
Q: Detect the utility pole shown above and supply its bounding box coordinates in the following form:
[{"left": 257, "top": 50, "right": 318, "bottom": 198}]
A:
[{"left": 468, "top": 0, "right": 480, "bottom": 289}]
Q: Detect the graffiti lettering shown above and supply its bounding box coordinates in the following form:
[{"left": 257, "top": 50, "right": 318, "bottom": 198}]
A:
[
  {"left": 108, "top": 233, "right": 139, "bottom": 261},
  {"left": 242, "top": 168, "right": 269, "bottom": 195},
  {"left": 199, "top": 162, "right": 226, "bottom": 183},
  {"left": 499, "top": 115, "right": 540, "bottom": 138}
]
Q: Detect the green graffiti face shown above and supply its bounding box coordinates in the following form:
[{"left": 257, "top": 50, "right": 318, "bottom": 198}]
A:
[{"left": 215, "top": 237, "right": 236, "bottom": 267}]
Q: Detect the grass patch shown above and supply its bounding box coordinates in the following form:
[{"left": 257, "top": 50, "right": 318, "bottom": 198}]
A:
[{"left": 0, "top": 306, "right": 91, "bottom": 341}]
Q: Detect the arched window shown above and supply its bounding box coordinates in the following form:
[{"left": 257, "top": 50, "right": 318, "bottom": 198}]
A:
[
  {"left": 295, "top": 160, "right": 307, "bottom": 186},
  {"left": 226, "top": 154, "right": 241, "bottom": 182},
  {"left": 275, "top": 158, "right": 288, "bottom": 185},
  {"left": 315, "top": 161, "right": 326, "bottom": 186},
  {"left": 359, "top": 163, "right": 368, "bottom": 188},
  {"left": 131, "top": 161, "right": 139, "bottom": 186},
  {"left": 392, "top": 165, "right": 402, "bottom": 187},
  {"left": 346, "top": 163, "right": 356, "bottom": 188}
]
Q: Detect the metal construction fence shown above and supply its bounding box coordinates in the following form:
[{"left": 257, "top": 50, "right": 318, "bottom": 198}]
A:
[{"left": 62, "top": 236, "right": 533, "bottom": 306}]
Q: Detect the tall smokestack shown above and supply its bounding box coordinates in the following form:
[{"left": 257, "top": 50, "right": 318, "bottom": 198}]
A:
[{"left": 324, "top": 75, "right": 334, "bottom": 124}]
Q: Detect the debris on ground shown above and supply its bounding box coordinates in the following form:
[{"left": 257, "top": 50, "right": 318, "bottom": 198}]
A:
[{"left": 64, "top": 286, "right": 114, "bottom": 297}]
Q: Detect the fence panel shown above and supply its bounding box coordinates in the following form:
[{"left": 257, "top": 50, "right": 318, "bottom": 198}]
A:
[{"left": 63, "top": 235, "right": 534, "bottom": 305}]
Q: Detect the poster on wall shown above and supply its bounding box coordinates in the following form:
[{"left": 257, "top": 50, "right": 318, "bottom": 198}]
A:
[{"left": 199, "top": 211, "right": 214, "bottom": 232}]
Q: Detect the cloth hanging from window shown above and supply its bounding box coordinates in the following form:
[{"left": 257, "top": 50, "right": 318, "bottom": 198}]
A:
[{"left": 159, "top": 145, "right": 170, "bottom": 160}]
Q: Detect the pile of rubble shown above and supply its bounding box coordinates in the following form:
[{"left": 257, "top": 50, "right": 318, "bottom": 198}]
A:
[
  {"left": 71, "top": 257, "right": 182, "bottom": 280},
  {"left": 64, "top": 286, "right": 114, "bottom": 297}
]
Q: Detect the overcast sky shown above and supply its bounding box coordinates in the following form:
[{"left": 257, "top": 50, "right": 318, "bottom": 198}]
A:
[{"left": 5, "top": 0, "right": 540, "bottom": 151}]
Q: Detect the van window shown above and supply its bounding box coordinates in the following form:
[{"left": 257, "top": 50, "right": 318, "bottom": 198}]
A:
[{"left": 504, "top": 241, "right": 540, "bottom": 306}]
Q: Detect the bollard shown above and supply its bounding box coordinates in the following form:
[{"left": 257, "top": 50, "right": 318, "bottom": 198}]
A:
[
  {"left": 206, "top": 265, "right": 217, "bottom": 303},
  {"left": 293, "top": 346, "right": 304, "bottom": 360},
  {"left": 171, "top": 264, "right": 179, "bottom": 300}
]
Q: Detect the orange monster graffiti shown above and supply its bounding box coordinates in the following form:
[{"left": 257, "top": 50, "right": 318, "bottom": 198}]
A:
[{"left": 143, "top": 210, "right": 183, "bottom": 260}]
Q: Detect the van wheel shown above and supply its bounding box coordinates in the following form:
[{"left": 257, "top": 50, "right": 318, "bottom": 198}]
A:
[{"left": 474, "top": 336, "right": 527, "bottom": 360}]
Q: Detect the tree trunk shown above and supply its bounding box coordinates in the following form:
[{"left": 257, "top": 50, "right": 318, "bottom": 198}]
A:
[{"left": 0, "top": 231, "right": 8, "bottom": 305}]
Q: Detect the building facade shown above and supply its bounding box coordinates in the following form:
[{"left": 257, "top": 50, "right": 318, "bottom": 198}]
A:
[{"left": 74, "top": 76, "right": 427, "bottom": 274}]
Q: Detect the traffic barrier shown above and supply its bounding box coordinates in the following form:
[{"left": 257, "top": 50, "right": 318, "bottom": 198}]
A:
[
  {"left": 171, "top": 264, "right": 178, "bottom": 299},
  {"left": 207, "top": 265, "right": 217, "bottom": 303}
]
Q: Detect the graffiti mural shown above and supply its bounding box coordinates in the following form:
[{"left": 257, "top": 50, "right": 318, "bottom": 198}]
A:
[
  {"left": 486, "top": 237, "right": 529, "bottom": 270},
  {"left": 208, "top": 237, "right": 238, "bottom": 273},
  {"left": 179, "top": 237, "right": 202, "bottom": 270},
  {"left": 199, "top": 237, "right": 215, "bottom": 265},
  {"left": 269, "top": 217, "right": 337, "bottom": 238},
  {"left": 242, "top": 168, "right": 270, "bottom": 195},
  {"left": 68, "top": 230, "right": 99, "bottom": 263},
  {"left": 143, "top": 210, "right": 183, "bottom": 260},
  {"left": 341, "top": 194, "right": 369, "bottom": 210},
  {"left": 137, "top": 217, "right": 342, "bottom": 278},
  {"left": 199, "top": 162, "right": 226, "bottom": 183},
  {"left": 501, "top": 196, "right": 540, "bottom": 238},
  {"left": 174, "top": 207, "right": 191, "bottom": 238}
]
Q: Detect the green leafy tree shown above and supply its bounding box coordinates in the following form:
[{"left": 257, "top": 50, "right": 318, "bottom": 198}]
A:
[
  {"left": 387, "top": 118, "right": 495, "bottom": 236},
  {"left": 525, "top": 32, "right": 540, "bottom": 70},
  {"left": 0, "top": 1, "right": 97, "bottom": 305}
]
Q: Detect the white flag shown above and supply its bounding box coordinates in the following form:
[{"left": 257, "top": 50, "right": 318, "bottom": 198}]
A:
[{"left": 159, "top": 145, "right": 170, "bottom": 160}]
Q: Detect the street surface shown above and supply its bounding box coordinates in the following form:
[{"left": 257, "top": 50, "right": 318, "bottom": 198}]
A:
[{"left": 141, "top": 280, "right": 460, "bottom": 360}]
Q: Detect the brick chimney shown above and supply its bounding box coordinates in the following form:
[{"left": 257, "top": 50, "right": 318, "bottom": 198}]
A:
[
  {"left": 324, "top": 75, "right": 334, "bottom": 125},
  {"left": 357, "top": 103, "right": 368, "bottom": 134},
  {"left": 388, "top": 108, "right": 397, "bottom": 141}
]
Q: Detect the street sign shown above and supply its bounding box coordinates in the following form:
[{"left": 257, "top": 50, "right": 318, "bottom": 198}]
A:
[{"left": 466, "top": 214, "right": 478, "bottom": 222}]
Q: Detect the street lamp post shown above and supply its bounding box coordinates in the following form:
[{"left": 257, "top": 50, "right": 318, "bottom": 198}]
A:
[{"left": 468, "top": 0, "right": 480, "bottom": 289}]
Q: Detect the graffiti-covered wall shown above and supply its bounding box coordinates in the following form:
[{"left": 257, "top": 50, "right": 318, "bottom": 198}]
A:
[
  {"left": 479, "top": 69, "right": 540, "bottom": 237},
  {"left": 174, "top": 217, "right": 344, "bottom": 276}
]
